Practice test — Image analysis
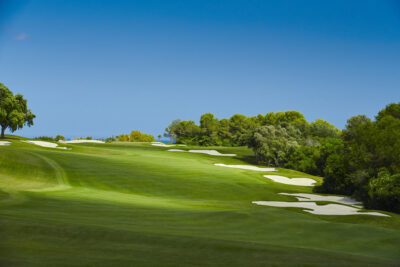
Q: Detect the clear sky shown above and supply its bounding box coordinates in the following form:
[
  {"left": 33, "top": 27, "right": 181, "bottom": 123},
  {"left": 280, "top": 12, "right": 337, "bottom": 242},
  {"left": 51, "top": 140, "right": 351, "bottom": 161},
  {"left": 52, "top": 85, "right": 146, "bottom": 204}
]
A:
[{"left": 0, "top": 0, "right": 399, "bottom": 138}]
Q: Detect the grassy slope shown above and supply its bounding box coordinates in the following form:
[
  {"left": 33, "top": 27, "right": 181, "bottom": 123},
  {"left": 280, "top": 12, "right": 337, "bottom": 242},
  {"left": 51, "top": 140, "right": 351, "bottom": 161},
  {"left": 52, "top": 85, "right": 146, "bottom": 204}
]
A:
[{"left": 0, "top": 137, "right": 399, "bottom": 266}]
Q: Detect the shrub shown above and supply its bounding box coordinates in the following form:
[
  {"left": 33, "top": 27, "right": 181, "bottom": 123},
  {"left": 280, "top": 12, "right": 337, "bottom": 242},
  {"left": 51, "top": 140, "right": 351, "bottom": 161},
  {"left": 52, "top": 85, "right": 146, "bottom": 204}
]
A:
[
  {"left": 34, "top": 136, "right": 56, "bottom": 142},
  {"left": 367, "top": 169, "right": 400, "bottom": 213}
]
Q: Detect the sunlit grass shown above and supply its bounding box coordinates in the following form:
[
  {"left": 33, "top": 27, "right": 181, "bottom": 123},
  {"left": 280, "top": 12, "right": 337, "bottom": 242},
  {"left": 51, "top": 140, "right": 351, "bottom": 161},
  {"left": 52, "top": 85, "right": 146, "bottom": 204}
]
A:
[{"left": 0, "top": 139, "right": 399, "bottom": 266}]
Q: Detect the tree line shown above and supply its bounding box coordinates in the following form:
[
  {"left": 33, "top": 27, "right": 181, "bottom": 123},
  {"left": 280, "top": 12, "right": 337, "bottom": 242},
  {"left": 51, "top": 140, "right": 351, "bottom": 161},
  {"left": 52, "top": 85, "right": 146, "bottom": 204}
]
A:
[
  {"left": 164, "top": 111, "right": 339, "bottom": 146},
  {"left": 165, "top": 104, "right": 400, "bottom": 213}
]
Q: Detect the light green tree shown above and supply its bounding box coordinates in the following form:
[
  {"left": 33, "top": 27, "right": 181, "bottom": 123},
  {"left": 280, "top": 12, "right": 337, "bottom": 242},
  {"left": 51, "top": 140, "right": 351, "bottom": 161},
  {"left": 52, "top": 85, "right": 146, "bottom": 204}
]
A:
[{"left": 248, "top": 125, "right": 300, "bottom": 167}]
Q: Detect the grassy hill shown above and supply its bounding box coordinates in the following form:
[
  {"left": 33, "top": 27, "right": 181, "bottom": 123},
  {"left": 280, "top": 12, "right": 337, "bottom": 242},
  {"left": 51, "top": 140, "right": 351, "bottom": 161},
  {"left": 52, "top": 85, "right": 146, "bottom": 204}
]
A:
[{"left": 0, "top": 136, "right": 399, "bottom": 266}]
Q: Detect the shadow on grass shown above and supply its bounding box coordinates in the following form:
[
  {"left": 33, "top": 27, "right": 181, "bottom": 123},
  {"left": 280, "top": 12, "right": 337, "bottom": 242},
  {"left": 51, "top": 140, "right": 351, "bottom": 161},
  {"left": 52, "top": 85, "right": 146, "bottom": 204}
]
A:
[{"left": 235, "top": 154, "right": 259, "bottom": 165}]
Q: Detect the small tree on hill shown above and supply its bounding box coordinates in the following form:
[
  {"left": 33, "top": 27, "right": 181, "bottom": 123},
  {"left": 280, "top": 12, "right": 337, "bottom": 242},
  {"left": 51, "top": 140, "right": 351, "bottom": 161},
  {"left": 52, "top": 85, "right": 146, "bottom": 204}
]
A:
[
  {"left": 56, "top": 135, "right": 66, "bottom": 141},
  {"left": 157, "top": 134, "right": 162, "bottom": 141},
  {"left": 0, "top": 83, "right": 35, "bottom": 138}
]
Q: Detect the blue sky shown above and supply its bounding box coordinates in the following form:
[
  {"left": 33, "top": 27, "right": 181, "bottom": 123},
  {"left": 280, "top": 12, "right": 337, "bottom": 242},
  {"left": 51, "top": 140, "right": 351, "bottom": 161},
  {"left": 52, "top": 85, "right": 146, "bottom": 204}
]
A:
[{"left": 0, "top": 0, "right": 399, "bottom": 138}]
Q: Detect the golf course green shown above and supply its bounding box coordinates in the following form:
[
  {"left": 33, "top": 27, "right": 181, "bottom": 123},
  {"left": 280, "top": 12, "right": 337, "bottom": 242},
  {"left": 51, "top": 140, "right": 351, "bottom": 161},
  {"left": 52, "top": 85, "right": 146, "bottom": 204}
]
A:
[{"left": 1, "top": 135, "right": 400, "bottom": 266}]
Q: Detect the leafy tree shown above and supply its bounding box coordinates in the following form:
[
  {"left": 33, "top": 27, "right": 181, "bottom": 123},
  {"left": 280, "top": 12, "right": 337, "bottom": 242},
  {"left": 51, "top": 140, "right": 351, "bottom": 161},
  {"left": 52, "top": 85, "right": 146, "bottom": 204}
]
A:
[
  {"left": 229, "top": 114, "right": 258, "bottom": 145},
  {"left": 56, "top": 135, "right": 65, "bottom": 141},
  {"left": 118, "top": 131, "right": 155, "bottom": 142},
  {"left": 374, "top": 115, "right": 400, "bottom": 174},
  {"left": 285, "top": 145, "right": 319, "bottom": 175},
  {"left": 217, "top": 118, "right": 232, "bottom": 146},
  {"left": 309, "top": 119, "right": 340, "bottom": 138},
  {"left": 163, "top": 110, "right": 336, "bottom": 148},
  {"left": 118, "top": 134, "right": 129, "bottom": 142},
  {"left": 367, "top": 169, "right": 400, "bottom": 213},
  {"left": 315, "top": 103, "right": 400, "bottom": 213},
  {"left": 157, "top": 134, "right": 162, "bottom": 141},
  {"left": 164, "top": 119, "right": 181, "bottom": 143},
  {"left": 199, "top": 113, "right": 219, "bottom": 145},
  {"left": 376, "top": 102, "right": 400, "bottom": 121},
  {"left": 248, "top": 125, "right": 300, "bottom": 167},
  {"left": 0, "top": 83, "right": 35, "bottom": 138},
  {"left": 130, "top": 130, "right": 155, "bottom": 142},
  {"left": 175, "top": 120, "right": 200, "bottom": 144}
]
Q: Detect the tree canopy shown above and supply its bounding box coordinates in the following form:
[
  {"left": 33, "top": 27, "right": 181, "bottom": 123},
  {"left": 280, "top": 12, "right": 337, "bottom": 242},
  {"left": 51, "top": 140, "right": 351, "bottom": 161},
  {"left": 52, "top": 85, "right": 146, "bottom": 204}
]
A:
[
  {"left": 164, "top": 104, "right": 400, "bottom": 213},
  {"left": 0, "top": 83, "right": 35, "bottom": 138},
  {"left": 314, "top": 102, "right": 400, "bottom": 212},
  {"left": 164, "top": 110, "right": 329, "bottom": 146}
]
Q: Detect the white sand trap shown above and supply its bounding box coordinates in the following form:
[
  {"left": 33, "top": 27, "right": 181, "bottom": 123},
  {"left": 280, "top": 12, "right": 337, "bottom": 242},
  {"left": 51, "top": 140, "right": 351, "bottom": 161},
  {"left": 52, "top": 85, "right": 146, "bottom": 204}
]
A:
[
  {"left": 152, "top": 143, "right": 176, "bottom": 147},
  {"left": 23, "top": 141, "right": 68, "bottom": 150},
  {"left": 215, "top": 163, "right": 275, "bottom": 172},
  {"left": 60, "top": 140, "right": 105, "bottom": 144},
  {"left": 168, "top": 149, "right": 236, "bottom": 156},
  {"left": 264, "top": 175, "right": 316, "bottom": 186},
  {"left": 252, "top": 201, "right": 389, "bottom": 216},
  {"left": 0, "top": 141, "right": 11, "bottom": 146},
  {"left": 188, "top": 150, "right": 236, "bottom": 156},
  {"left": 279, "top": 193, "right": 362, "bottom": 207},
  {"left": 152, "top": 142, "right": 187, "bottom": 147}
]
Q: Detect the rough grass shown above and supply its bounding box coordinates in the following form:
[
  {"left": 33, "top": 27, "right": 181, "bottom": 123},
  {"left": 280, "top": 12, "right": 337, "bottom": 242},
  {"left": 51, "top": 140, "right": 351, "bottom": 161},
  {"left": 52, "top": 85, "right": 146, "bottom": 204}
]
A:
[{"left": 0, "top": 137, "right": 399, "bottom": 266}]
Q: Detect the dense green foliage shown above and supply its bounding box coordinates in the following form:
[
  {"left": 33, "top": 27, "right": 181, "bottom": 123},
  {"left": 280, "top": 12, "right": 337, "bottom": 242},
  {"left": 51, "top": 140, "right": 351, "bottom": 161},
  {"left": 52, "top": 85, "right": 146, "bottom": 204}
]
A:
[
  {"left": 34, "top": 135, "right": 66, "bottom": 142},
  {"left": 118, "top": 130, "right": 155, "bottom": 142},
  {"left": 248, "top": 125, "right": 300, "bottom": 166},
  {"left": 315, "top": 103, "right": 400, "bottom": 213},
  {"left": 0, "top": 83, "right": 35, "bottom": 138},
  {"left": 0, "top": 138, "right": 399, "bottom": 266},
  {"left": 165, "top": 111, "right": 338, "bottom": 146},
  {"left": 165, "top": 104, "right": 400, "bottom": 213}
]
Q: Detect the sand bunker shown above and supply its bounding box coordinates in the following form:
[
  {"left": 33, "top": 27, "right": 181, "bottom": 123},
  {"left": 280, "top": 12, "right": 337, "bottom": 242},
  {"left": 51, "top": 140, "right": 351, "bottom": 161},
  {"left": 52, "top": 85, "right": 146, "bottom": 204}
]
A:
[
  {"left": 23, "top": 141, "right": 68, "bottom": 150},
  {"left": 152, "top": 143, "right": 177, "bottom": 147},
  {"left": 60, "top": 140, "right": 105, "bottom": 144},
  {"left": 0, "top": 141, "right": 11, "bottom": 146},
  {"left": 167, "top": 149, "right": 236, "bottom": 156},
  {"left": 252, "top": 201, "right": 389, "bottom": 216},
  {"left": 188, "top": 150, "right": 236, "bottom": 156},
  {"left": 214, "top": 163, "right": 275, "bottom": 171},
  {"left": 264, "top": 175, "right": 316, "bottom": 186},
  {"left": 279, "top": 193, "right": 362, "bottom": 207},
  {"left": 151, "top": 142, "right": 187, "bottom": 147}
]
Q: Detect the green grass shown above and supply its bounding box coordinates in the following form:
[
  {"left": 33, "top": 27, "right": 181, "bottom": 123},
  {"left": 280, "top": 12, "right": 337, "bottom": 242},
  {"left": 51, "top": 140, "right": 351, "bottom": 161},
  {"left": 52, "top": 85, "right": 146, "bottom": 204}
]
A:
[{"left": 0, "top": 137, "right": 399, "bottom": 266}]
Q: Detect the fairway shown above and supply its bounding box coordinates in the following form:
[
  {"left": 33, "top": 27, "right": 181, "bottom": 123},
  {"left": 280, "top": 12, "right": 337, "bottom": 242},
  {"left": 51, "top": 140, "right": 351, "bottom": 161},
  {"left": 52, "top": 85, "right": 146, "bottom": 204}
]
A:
[{"left": 1, "top": 137, "right": 400, "bottom": 266}]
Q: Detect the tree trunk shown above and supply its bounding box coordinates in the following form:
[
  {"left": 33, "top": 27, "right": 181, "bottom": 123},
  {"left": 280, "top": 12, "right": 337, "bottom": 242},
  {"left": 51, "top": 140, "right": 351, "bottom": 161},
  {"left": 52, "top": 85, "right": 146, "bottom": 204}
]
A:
[{"left": 1, "top": 126, "right": 5, "bottom": 139}]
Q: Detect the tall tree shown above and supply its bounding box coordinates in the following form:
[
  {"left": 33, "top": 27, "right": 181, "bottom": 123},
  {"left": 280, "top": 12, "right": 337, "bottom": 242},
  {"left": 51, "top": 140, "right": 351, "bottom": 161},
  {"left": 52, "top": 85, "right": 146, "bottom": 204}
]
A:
[
  {"left": 0, "top": 83, "right": 35, "bottom": 138},
  {"left": 199, "top": 113, "right": 219, "bottom": 145},
  {"left": 164, "top": 119, "right": 181, "bottom": 143}
]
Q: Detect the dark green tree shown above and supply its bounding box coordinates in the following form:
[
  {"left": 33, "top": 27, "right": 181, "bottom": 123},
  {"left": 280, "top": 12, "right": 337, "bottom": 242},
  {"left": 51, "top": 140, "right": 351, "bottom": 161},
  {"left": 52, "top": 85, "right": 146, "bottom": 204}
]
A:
[
  {"left": 0, "top": 83, "right": 35, "bottom": 138},
  {"left": 164, "top": 119, "right": 181, "bottom": 143}
]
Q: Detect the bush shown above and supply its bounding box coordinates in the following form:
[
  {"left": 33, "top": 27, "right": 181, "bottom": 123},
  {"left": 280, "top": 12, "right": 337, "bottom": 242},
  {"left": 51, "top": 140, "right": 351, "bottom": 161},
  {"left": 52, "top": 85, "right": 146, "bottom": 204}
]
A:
[
  {"left": 56, "top": 135, "right": 65, "bottom": 141},
  {"left": 34, "top": 136, "right": 56, "bottom": 142},
  {"left": 247, "top": 125, "right": 300, "bottom": 167},
  {"left": 118, "top": 131, "right": 155, "bottom": 142},
  {"left": 367, "top": 169, "right": 400, "bottom": 213}
]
